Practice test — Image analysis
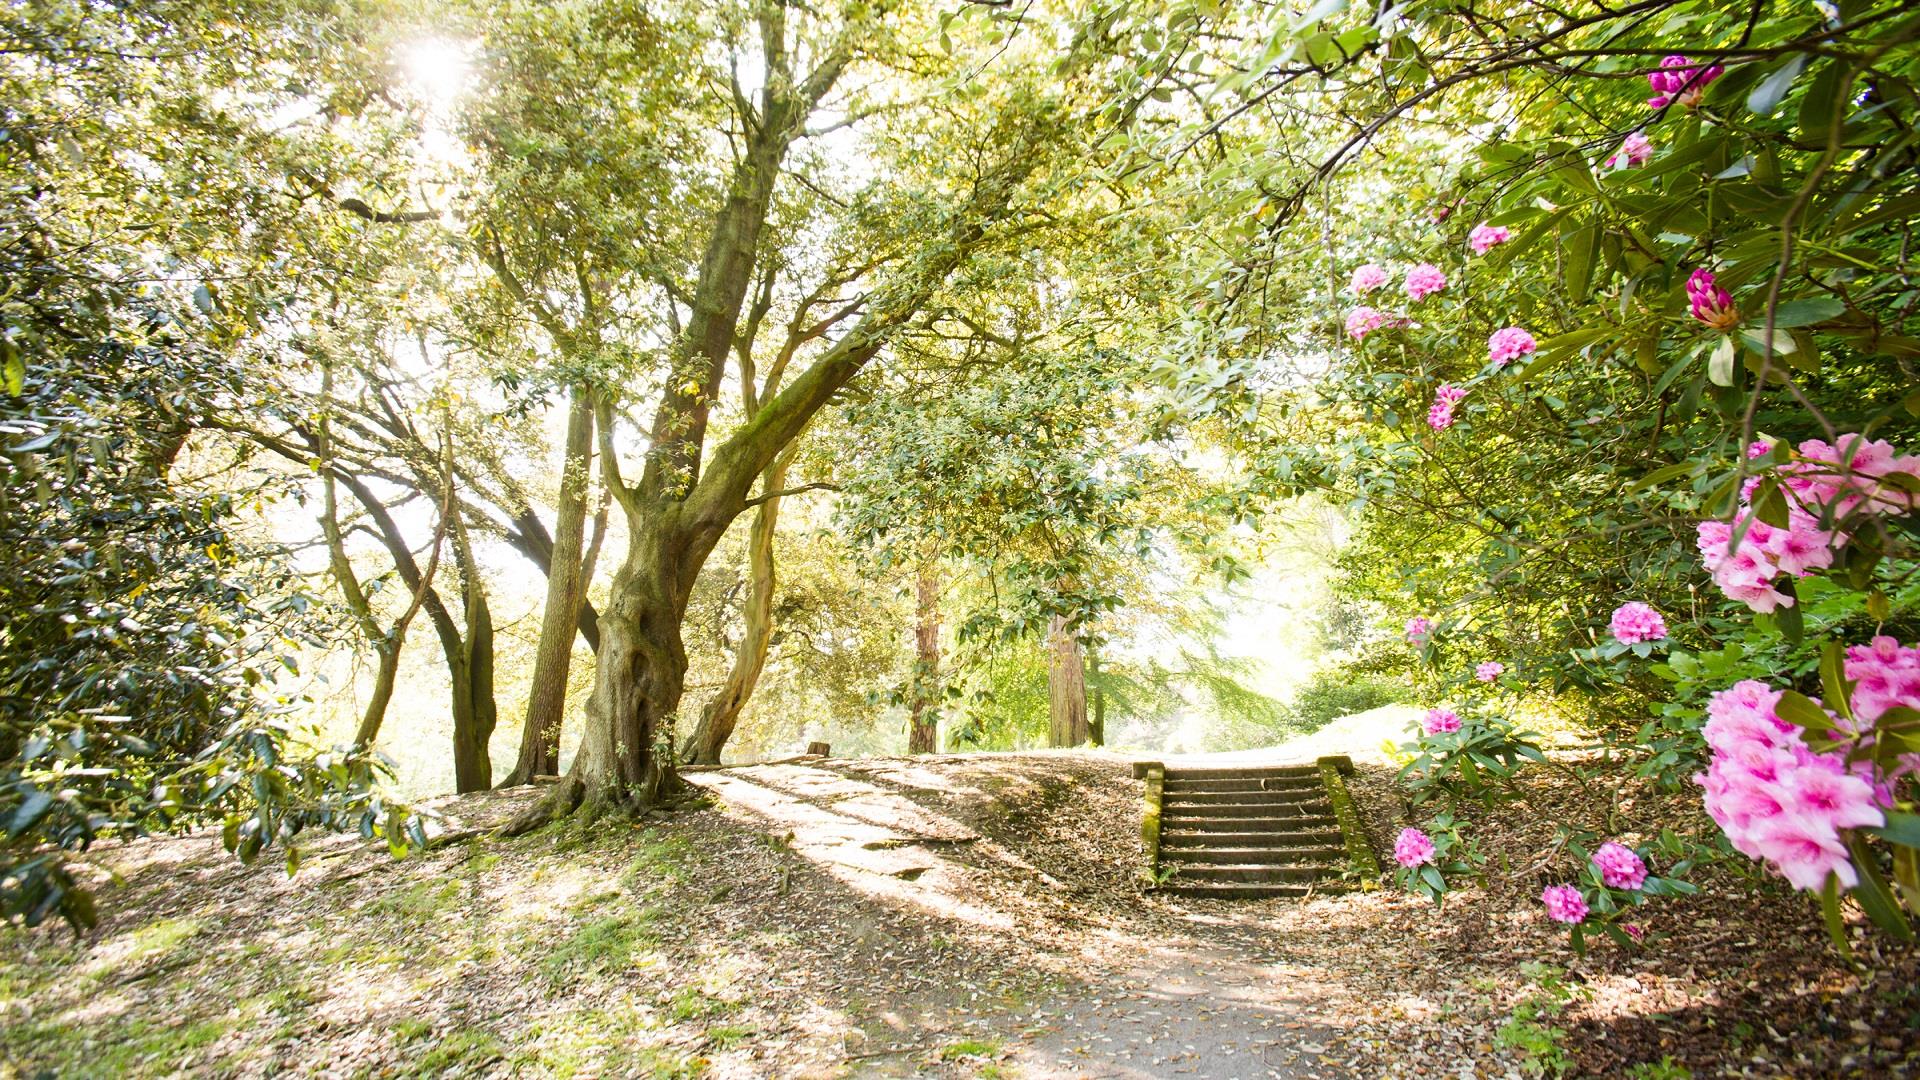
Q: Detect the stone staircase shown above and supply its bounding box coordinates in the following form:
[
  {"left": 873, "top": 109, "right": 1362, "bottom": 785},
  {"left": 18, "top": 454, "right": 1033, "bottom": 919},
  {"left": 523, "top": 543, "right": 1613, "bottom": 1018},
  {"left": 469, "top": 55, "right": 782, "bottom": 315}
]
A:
[{"left": 1149, "top": 762, "right": 1360, "bottom": 899}]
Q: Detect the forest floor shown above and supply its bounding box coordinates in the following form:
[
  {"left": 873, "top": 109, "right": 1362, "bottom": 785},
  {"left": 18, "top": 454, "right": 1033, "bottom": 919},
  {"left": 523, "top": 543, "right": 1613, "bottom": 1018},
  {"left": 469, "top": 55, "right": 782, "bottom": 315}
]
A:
[{"left": 3, "top": 714, "right": 1919, "bottom": 1079}]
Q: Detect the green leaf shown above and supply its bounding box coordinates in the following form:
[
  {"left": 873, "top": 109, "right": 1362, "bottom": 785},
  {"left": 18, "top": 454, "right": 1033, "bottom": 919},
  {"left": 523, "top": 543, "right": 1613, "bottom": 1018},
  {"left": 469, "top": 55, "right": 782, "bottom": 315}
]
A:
[
  {"left": 1846, "top": 835, "right": 1915, "bottom": 942},
  {"left": 1747, "top": 55, "right": 1810, "bottom": 116},
  {"left": 1820, "top": 642, "right": 1854, "bottom": 722},
  {"left": 5, "top": 788, "right": 54, "bottom": 838},
  {"left": 1821, "top": 874, "right": 1855, "bottom": 960},
  {"left": 1766, "top": 297, "right": 1845, "bottom": 328},
  {"left": 1869, "top": 810, "right": 1920, "bottom": 850},
  {"left": 1739, "top": 327, "right": 1797, "bottom": 356},
  {"left": 1707, "top": 335, "right": 1736, "bottom": 386}
]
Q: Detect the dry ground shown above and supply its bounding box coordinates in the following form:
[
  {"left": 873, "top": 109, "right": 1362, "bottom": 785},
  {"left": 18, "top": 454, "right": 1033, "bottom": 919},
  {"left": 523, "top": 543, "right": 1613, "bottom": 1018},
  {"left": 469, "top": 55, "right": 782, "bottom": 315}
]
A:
[{"left": 2, "top": 735, "right": 1918, "bottom": 1078}]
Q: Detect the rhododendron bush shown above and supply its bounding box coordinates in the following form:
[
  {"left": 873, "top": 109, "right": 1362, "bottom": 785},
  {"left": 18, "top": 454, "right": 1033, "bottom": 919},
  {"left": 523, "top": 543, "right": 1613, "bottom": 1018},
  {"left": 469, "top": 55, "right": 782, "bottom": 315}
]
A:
[{"left": 1126, "top": 0, "right": 1920, "bottom": 954}]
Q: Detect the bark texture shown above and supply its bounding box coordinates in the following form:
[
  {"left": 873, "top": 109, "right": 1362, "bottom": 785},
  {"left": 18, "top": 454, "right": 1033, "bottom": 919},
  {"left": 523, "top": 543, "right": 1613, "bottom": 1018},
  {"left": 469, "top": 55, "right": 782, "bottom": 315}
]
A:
[
  {"left": 503, "top": 390, "right": 594, "bottom": 786},
  {"left": 907, "top": 564, "right": 941, "bottom": 754},
  {"left": 680, "top": 462, "right": 785, "bottom": 766},
  {"left": 1047, "top": 613, "right": 1089, "bottom": 748}
]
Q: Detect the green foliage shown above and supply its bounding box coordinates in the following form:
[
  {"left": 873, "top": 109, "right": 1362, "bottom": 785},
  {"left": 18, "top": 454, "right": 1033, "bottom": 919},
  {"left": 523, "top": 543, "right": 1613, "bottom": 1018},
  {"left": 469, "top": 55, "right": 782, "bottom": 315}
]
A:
[{"left": 1280, "top": 668, "right": 1409, "bottom": 732}]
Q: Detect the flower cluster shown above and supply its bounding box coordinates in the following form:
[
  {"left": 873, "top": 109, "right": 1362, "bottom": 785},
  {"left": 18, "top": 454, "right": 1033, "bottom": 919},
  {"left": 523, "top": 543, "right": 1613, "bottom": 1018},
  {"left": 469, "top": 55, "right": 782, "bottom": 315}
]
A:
[
  {"left": 1590, "top": 842, "right": 1648, "bottom": 890},
  {"left": 1609, "top": 602, "right": 1667, "bottom": 645},
  {"left": 1405, "top": 263, "right": 1448, "bottom": 301},
  {"left": 1395, "top": 827, "right": 1436, "bottom": 867},
  {"left": 1346, "top": 306, "right": 1395, "bottom": 341},
  {"left": 1541, "top": 884, "right": 1589, "bottom": 924},
  {"left": 1487, "top": 327, "right": 1537, "bottom": 368},
  {"left": 1686, "top": 268, "right": 1739, "bottom": 330},
  {"left": 1350, "top": 263, "right": 1390, "bottom": 294},
  {"left": 1475, "top": 661, "right": 1504, "bottom": 683},
  {"left": 1696, "top": 679, "right": 1888, "bottom": 890},
  {"left": 1467, "top": 222, "right": 1509, "bottom": 255},
  {"left": 1845, "top": 637, "right": 1920, "bottom": 740},
  {"left": 1428, "top": 384, "right": 1467, "bottom": 430},
  {"left": 1696, "top": 434, "right": 1919, "bottom": 613},
  {"left": 1423, "top": 708, "right": 1461, "bottom": 736},
  {"left": 1647, "top": 55, "right": 1724, "bottom": 109},
  {"left": 1405, "top": 616, "right": 1432, "bottom": 643},
  {"left": 1605, "top": 131, "right": 1653, "bottom": 169}
]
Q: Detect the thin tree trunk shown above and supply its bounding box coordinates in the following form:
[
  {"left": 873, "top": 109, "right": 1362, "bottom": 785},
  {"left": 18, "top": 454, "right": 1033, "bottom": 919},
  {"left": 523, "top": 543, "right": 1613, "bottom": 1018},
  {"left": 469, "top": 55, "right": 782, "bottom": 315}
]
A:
[
  {"left": 907, "top": 563, "right": 940, "bottom": 754},
  {"left": 1048, "top": 614, "right": 1089, "bottom": 748},
  {"left": 354, "top": 641, "right": 404, "bottom": 748},
  {"left": 1088, "top": 648, "right": 1105, "bottom": 748},
  {"left": 503, "top": 390, "right": 594, "bottom": 786},
  {"left": 680, "top": 460, "right": 785, "bottom": 766}
]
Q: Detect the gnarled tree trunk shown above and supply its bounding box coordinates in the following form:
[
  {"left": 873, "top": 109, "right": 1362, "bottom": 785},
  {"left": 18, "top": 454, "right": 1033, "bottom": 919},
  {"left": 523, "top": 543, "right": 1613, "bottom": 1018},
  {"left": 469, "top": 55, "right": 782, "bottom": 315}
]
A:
[
  {"left": 503, "top": 389, "right": 594, "bottom": 786},
  {"left": 907, "top": 563, "right": 940, "bottom": 754},
  {"left": 1047, "top": 613, "right": 1089, "bottom": 748},
  {"left": 680, "top": 461, "right": 786, "bottom": 766}
]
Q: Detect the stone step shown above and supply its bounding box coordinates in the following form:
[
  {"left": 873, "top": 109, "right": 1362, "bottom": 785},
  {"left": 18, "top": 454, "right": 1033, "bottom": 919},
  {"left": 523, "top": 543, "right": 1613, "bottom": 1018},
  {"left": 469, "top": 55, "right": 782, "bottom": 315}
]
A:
[
  {"left": 1163, "top": 789, "right": 1328, "bottom": 807},
  {"left": 1162, "top": 801, "right": 1331, "bottom": 821},
  {"left": 1160, "top": 828, "right": 1343, "bottom": 849},
  {"left": 1167, "top": 863, "right": 1331, "bottom": 884},
  {"left": 1159, "top": 881, "right": 1317, "bottom": 899},
  {"left": 1161, "top": 814, "right": 1339, "bottom": 832},
  {"left": 1163, "top": 764, "right": 1320, "bottom": 782},
  {"left": 1161, "top": 846, "right": 1349, "bottom": 865},
  {"left": 1162, "top": 776, "right": 1323, "bottom": 794}
]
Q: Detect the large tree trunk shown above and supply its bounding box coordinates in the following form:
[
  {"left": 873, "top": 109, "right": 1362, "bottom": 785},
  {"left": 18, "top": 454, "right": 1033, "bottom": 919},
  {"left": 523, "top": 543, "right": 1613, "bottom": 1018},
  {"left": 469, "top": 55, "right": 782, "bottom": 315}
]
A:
[
  {"left": 1047, "top": 614, "right": 1089, "bottom": 748},
  {"left": 1088, "top": 647, "right": 1105, "bottom": 748},
  {"left": 508, "top": 517, "right": 713, "bottom": 829},
  {"left": 503, "top": 391, "right": 594, "bottom": 786},
  {"left": 451, "top": 584, "right": 497, "bottom": 792},
  {"left": 354, "top": 639, "right": 404, "bottom": 748},
  {"left": 680, "top": 462, "right": 786, "bottom": 766},
  {"left": 907, "top": 564, "right": 940, "bottom": 754}
]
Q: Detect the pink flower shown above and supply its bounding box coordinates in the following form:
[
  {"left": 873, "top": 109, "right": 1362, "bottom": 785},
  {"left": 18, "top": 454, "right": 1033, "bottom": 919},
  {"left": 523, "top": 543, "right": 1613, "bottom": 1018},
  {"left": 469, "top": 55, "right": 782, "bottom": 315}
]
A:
[
  {"left": 1405, "top": 616, "right": 1432, "bottom": 643},
  {"left": 1694, "top": 678, "right": 1891, "bottom": 892},
  {"left": 1541, "top": 884, "right": 1588, "bottom": 924},
  {"left": 1487, "top": 327, "right": 1537, "bottom": 368},
  {"left": 1428, "top": 384, "right": 1467, "bottom": 430},
  {"left": 1395, "top": 827, "right": 1436, "bottom": 867},
  {"left": 1747, "top": 440, "right": 1774, "bottom": 459},
  {"left": 1346, "top": 306, "right": 1394, "bottom": 341},
  {"left": 1423, "top": 708, "right": 1461, "bottom": 735},
  {"left": 1475, "top": 661, "right": 1505, "bottom": 683},
  {"left": 1687, "top": 268, "right": 1739, "bottom": 330},
  {"left": 1405, "top": 263, "right": 1448, "bottom": 301},
  {"left": 1468, "top": 223, "right": 1510, "bottom": 255},
  {"left": 1609, "top": 602, "right": 1667, "bottom": 644},
  {"left": 1605, "top": 131, "right": 1653, "bottom": 169},
  {"left": 1350, "top": 264, "right": 1391, "bottom": 294},
  {"left": 1623, "top": 923, "right": 1646, "bottom": 942},
  {"left": 1647, "top": 55, "right": 1724, "bottom": 109},
  {"left": 1591, "top": 842, "right": 1648, "bottom": 890}
]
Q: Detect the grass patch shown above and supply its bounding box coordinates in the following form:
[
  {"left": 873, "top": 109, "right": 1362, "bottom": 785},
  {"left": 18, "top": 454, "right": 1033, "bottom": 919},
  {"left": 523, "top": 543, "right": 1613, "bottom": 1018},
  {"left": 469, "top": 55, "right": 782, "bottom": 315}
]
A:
[
  {"left": 368, "top": 878, "right": 464, "bottom": 922},
  {"left": 408, "top": 1028, "right": 503, "bottom": 1076},
  {"left": 1, "top": 1015, "right": 233, "bottom": 1076},
  {"left": 940, "top": 1037, "right": 1002, "bottom": 1061},
  {"left": 541, "top": 909, "right": 666, "bottom": 982},
  {"left": 513, "top": 1004, "right": 706, "bottom": 1079},
  {"left": 705, "top": 1024, "right": 755, "bottom": 1050},
  {"left": 121, "top": 917, "right": 203, "bottom": 966},
  {"left": 618, "top": 829, "right": 693, "bottom": 894}
]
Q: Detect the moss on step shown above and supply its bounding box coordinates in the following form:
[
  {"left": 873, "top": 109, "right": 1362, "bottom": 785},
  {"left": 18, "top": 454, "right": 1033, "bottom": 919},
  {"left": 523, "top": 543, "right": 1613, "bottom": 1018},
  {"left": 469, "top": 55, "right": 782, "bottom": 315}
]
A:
[
  {"left": 1317, "top": 756, "right": 1380, "bottom": 888},
  {"left": 1139, "top": 763, "right": 1165, "bottom": 885}
]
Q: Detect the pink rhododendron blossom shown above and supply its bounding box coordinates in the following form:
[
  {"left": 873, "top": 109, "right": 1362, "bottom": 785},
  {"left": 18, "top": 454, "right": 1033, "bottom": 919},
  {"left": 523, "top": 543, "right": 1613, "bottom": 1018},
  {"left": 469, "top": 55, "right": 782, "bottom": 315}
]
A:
[
  {"left": 1647, "top": 55, "right": 1724, "bottom": 109},
  {"left": 1395, "top": 827, "right": 1437, "bottom": 867},
  {"left": 1591, "top": 842, "right": 1648, "bottom": 890},
  {"left": 1606, "top": 131, "right": 1653, "bottom": 169},
  {"left": 1428, "top": 384, "right": 1467, "bottom": 430},
  {"left": 1405, "top": 263, "right": 1448, "bottom": 301},
  {"left": 1696, "top": 433, "right": 1920, "bottom": 612},
  {"left": 1350, "top": 263, "right": 1391, "bottom": 294},
  {"left": 1405, "top": 616, "right": 1432, "bottom": 643},
  {"left": 1423, "top": 708, "right": 1461, "bottom": 736},
  {"left": 1748, "top": 440, "right": 1774, "bottom": 459},
  {"left": 1346, "top": 306, "right": 1394, "bottom": 341},
  {"left": 1623, "top": 923, "right": 1646, "bottom": 942},
  {"left": 1468, "top": 222, "right": 1510, "bottom": 255},
  {"left": 1541, "top": 884, "right": 1588, "bottom": 924},
  {"left": 1487, "top": 327, "right": 1537, "bottom": 368},
  {"left": 1686, "top": 268, "right": 1740, "bottom": 330},
  {"left": 1476, "top": 661, "right": 1504, "bottom": 682},
  {"left": 1694, "top": 678, "right": 1890, "bottom": 892},
  {"left": 1609, "top": 602, "right": 1667, "bottom": 644}
]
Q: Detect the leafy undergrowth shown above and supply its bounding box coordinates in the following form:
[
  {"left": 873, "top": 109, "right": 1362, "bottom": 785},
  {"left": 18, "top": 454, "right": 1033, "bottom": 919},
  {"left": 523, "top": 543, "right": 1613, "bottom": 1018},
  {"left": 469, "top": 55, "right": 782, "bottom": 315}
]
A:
[
  {"left": 0, "top": 749, "right": 1916, "bottom": 1078},
  {"left": 1339, "top": 751, "right": 1920, "bottom": 1075}
]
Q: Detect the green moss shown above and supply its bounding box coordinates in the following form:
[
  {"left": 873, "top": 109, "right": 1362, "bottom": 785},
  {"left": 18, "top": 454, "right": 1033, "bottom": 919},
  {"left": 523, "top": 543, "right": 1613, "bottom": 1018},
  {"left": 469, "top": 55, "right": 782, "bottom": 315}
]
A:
[
  {"left": 1, "top": 1015, "right": 233, "bottom": 1076},
  {"left": 122, "top": 916, "right": 204, "bottom": 966},
  {"left": 512, "top": 1005, "right": 705, "bottom": 1079},
  {"left": 541, "top": 909, "right": 666, "bottom": 982},
  {"left": 705, "top": 1024, "right": 755, "bottom": 1050},
  {"left": 618, "top": 829, "right": 692, "bottom": 894},
  {"left": 368, "top": 878, "right": 464, "bottom": 921},
  {"left": 668, "top": 986, "right": 739, "bottom": 1022},
  {"left": 407, "top": 1028, "right": 503, "bottom": 1076},
  {"left": 940, "top": 1037, "right": 1002, "bottom": 1061}
]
